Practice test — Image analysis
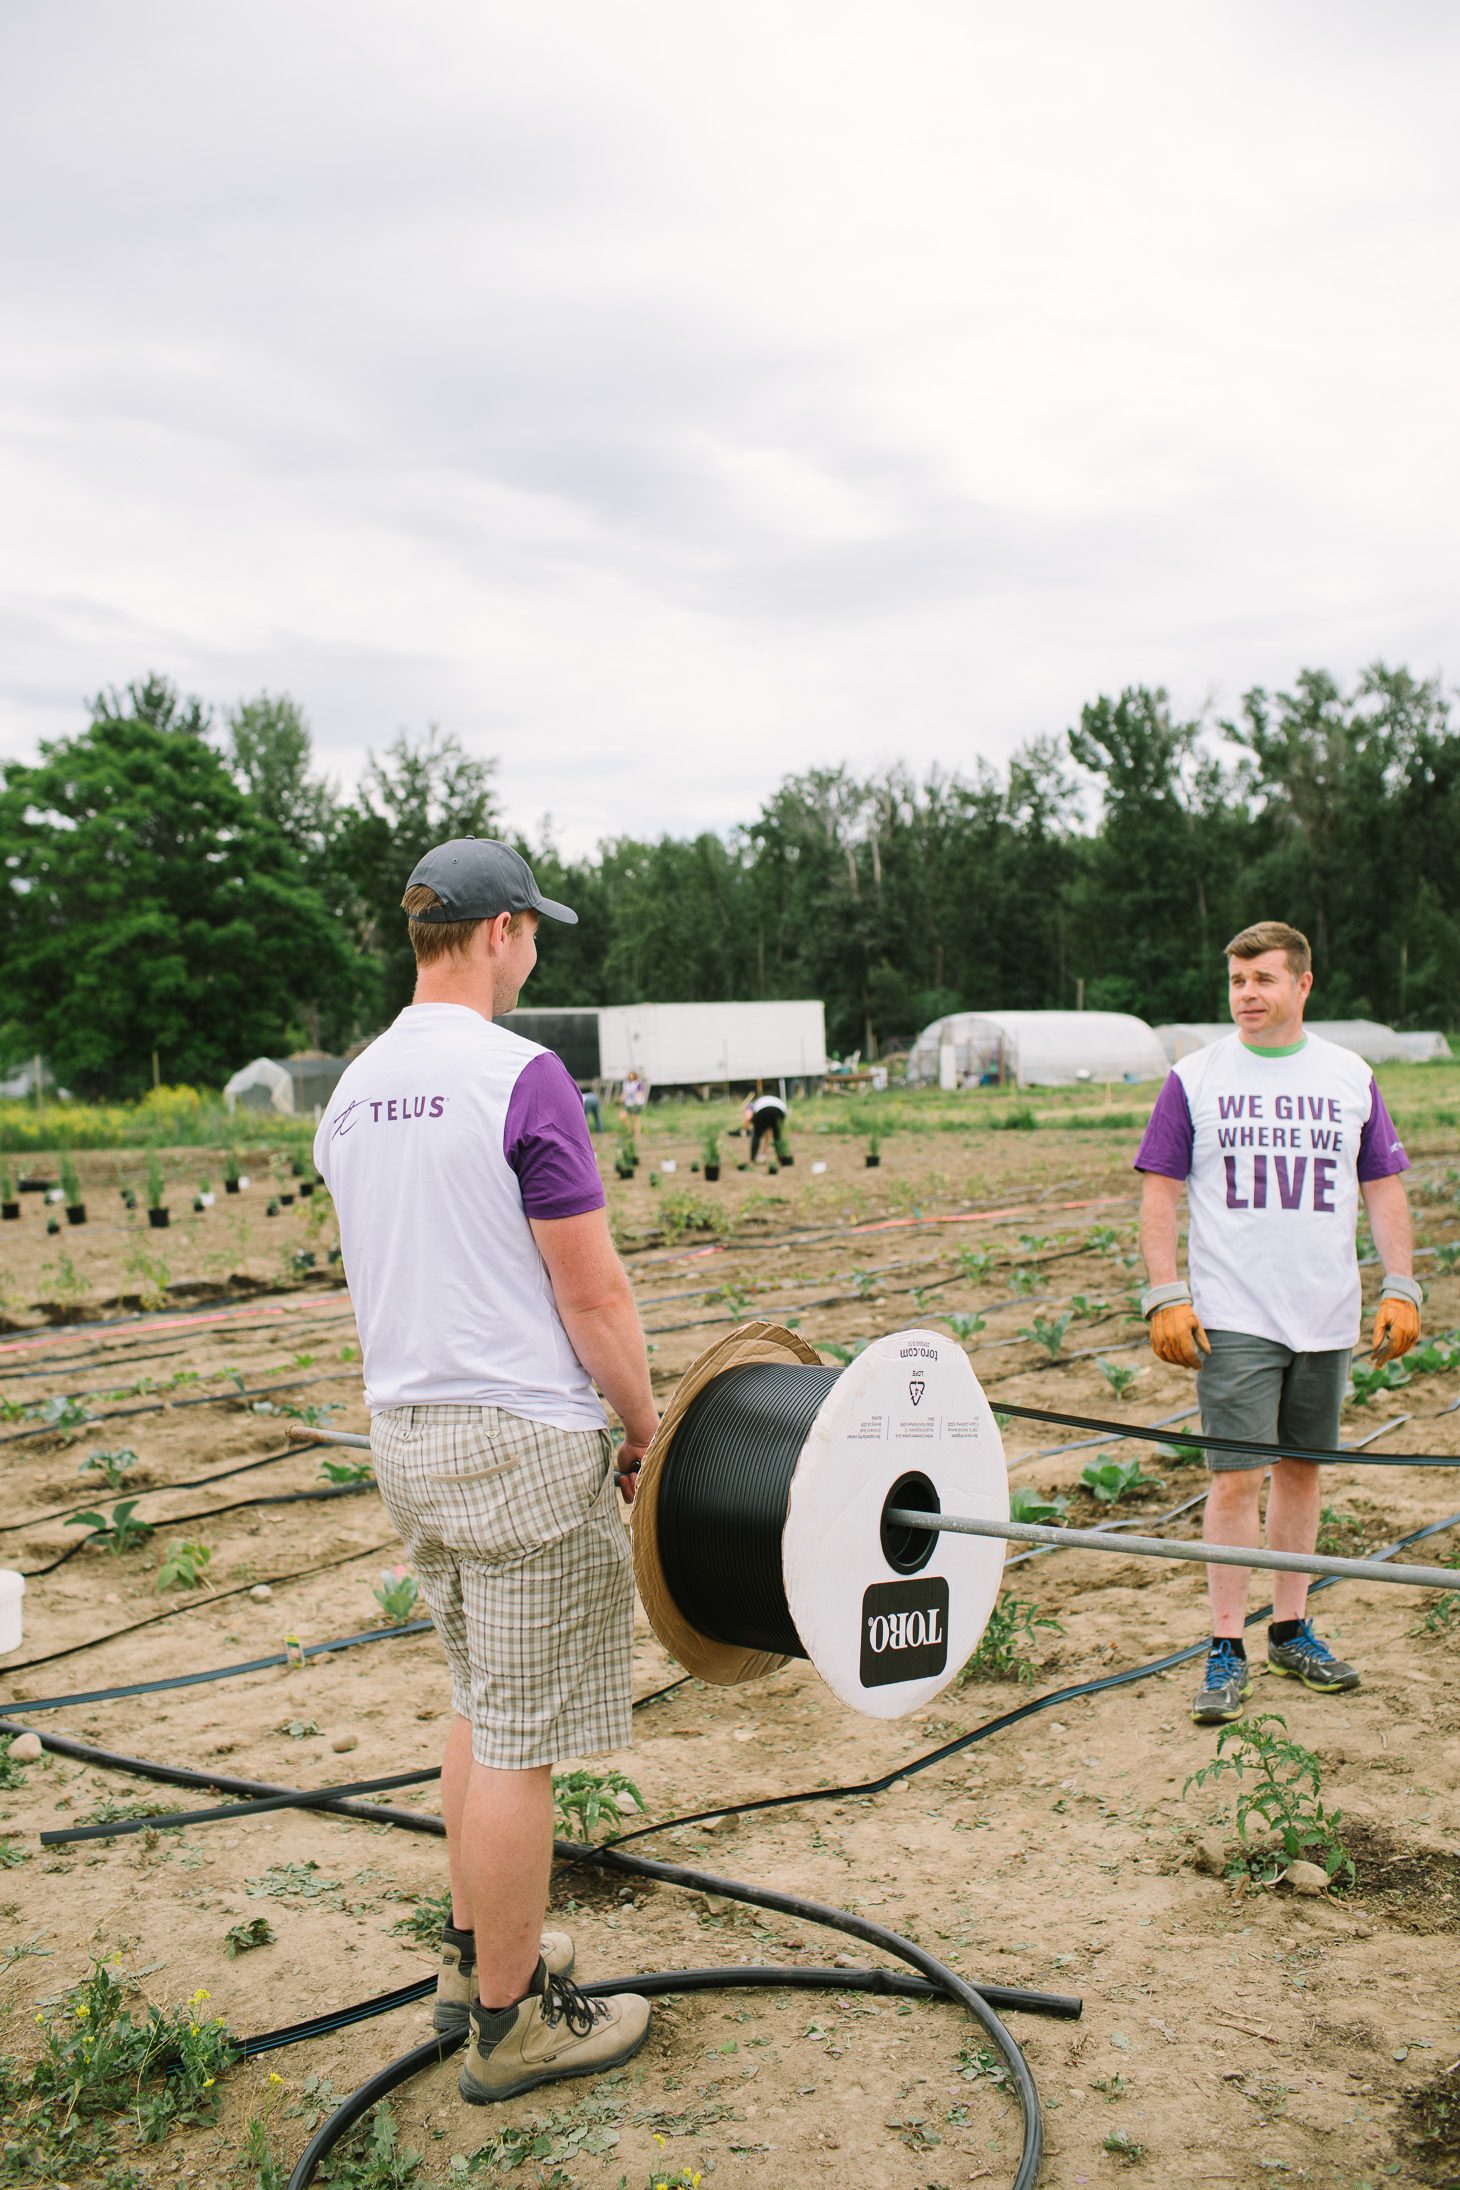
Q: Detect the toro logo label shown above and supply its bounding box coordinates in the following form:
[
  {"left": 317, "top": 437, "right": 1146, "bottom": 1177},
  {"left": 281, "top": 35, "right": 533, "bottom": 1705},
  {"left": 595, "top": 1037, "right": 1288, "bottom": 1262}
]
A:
[
  {"left": 859, "top": 1577, "right": 950, "bottom": 1688},
  {"left": 908, "top": 1375, "right": 925, "bottom": 1407}
]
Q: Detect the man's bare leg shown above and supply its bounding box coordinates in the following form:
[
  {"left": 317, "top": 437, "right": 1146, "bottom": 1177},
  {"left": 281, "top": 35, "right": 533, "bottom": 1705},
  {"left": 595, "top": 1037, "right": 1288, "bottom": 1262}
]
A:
[
  {"left": 1264, "top": 1457, "right": 1322, "bottom": 1623},
  {"left": 441, "top": 1714, "right": 474, "bottom": 1930},
  {"left": 1203, "top": 1465, "right": 1267, "bottom": 1635}
]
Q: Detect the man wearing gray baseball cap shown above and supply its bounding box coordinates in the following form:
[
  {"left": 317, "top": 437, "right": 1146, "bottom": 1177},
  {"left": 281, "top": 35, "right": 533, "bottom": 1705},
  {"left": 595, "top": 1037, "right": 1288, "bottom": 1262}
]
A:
[{"left": 315, "top": 837, "right": 657, "bottom": 2103}]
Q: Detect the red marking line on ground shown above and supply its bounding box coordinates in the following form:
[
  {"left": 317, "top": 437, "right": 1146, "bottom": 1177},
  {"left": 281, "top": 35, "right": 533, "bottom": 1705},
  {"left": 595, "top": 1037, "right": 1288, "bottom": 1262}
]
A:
[{"left": 0, "top": 1292, "right": 351, "bottom": 1359}]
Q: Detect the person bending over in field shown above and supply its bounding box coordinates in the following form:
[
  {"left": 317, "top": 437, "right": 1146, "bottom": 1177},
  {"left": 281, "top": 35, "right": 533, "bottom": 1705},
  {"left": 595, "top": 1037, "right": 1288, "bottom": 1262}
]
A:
[
  {"left": 1134, "top": 920, "right": 1420, "bottom": 1727},
  {"left": 316, "top": 838, "right": 657, "bottom": 2103}
]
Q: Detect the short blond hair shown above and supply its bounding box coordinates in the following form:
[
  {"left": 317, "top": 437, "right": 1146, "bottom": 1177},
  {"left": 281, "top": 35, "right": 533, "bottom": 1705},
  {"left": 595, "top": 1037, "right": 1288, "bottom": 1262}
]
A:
[
  {"left": 1224, "top": 920, "right": 1311, "bottom": 980},
  {"left": 401, "top": 884, "right": 529, "bottom": 968}
]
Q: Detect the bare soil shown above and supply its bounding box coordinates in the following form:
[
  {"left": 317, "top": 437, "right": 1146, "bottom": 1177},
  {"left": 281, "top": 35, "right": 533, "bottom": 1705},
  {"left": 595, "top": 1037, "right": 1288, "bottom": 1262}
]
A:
[{"left": 1, "top": 1117, "right": 1458, "bottom": 2189}]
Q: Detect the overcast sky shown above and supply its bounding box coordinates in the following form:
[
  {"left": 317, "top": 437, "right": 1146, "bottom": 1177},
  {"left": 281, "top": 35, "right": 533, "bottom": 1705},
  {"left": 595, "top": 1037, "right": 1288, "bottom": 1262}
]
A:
[{"left": 2, "top": 2, "right": 1457, "bottom": 855}]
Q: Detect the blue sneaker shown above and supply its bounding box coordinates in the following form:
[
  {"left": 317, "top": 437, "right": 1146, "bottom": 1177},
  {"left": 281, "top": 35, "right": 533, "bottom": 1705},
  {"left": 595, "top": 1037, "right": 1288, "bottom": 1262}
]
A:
[
  {"left": 1191, "top": 1638, "right": 1252, "bottom": 1725},
  {"left": 1267, "top": 1620, "right": 1360, "bottom": 1693}
]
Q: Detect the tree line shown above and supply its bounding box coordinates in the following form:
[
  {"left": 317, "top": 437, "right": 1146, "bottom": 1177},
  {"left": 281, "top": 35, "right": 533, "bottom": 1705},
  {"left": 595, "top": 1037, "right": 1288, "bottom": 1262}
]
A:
[{"left": 1, "top": 663, "right": 1455, "bottom": 1098}]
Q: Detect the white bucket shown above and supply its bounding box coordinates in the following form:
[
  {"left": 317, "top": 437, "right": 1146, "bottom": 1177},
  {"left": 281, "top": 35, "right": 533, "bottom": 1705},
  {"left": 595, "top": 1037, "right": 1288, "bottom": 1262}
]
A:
[{"left": 0, "top": 1570, "right": 25, "bottom": 1655}]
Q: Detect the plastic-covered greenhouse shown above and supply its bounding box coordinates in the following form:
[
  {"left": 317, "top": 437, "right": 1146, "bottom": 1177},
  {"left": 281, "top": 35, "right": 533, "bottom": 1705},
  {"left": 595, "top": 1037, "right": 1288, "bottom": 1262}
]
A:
[
  {"left": 1157, "top": 1019, "right": 1434, "bottom": 1067},
  {"left": 905, "top": 1011, "right": 1169, "bottom": 1089},
  {"left": 223, "top": 1055, "right": 348, "bottom": 1116}
]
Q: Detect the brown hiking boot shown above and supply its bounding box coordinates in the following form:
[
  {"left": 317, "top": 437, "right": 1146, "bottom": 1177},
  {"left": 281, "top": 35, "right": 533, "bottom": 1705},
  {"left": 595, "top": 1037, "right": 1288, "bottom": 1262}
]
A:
[
  {"left": 433, "top": 1926, "right": 575, "bottom": 2039},
  {"left": 459, "top": 1969, "right": 651, "bottom": 2102}
]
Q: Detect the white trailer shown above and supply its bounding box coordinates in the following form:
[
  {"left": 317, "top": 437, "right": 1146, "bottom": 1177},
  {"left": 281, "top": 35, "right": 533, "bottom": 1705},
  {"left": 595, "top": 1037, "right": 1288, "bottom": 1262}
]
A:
[{"left": 598, "top": 1000, "right": 827, "bottom": 1088}]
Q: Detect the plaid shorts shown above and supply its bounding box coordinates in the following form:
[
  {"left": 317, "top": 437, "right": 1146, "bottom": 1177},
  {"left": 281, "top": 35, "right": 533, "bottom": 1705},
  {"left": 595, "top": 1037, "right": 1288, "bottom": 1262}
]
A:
[{"left": 369, "top": 1404, "right": 634, "bottom": 1769}]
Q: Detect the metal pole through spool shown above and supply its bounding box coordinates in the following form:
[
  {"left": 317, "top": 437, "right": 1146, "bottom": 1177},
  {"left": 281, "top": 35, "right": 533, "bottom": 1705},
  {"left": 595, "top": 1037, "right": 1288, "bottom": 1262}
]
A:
[
  {"left": 883, "top": 1508, "right": 1459, "bottom": 1591},
  {"left": 287, "top": 1426, "right": 371, "bottom": 1450}
]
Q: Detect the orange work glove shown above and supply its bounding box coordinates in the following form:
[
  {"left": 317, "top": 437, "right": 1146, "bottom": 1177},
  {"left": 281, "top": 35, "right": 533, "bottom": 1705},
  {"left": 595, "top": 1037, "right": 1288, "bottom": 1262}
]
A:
[
  {"left": 1371, "top": 1294, "right": 1421, "bottom": 1366},
  {"left": 1149, "top": 1302, "right": 1211, "bottom": 1370}
]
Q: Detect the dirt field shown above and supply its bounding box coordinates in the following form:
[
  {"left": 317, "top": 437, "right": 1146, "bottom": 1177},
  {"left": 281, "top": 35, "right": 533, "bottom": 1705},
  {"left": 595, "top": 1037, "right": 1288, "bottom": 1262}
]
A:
[{"left": 1, "top": 1102, "right": 1458, "bottom": 2190}]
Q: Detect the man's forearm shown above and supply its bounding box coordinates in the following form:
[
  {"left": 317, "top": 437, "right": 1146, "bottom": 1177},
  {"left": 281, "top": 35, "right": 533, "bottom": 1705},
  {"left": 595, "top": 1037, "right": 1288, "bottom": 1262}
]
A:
[
  {"left": 557, "top": 1284, "right": 657, "bottom": 1445},
  {"left": 1362, "top": 1176, "right": 1414, "bottom": 1278},
  {"left": 1139, "top": 1179, "right": 1182, "bottom": 1286}
]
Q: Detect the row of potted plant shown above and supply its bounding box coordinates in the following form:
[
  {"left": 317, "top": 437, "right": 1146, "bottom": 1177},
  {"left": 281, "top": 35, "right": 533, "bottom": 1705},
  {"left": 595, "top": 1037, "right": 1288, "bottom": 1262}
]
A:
[{"left": 0, "top": 1152, "right": 320, "bottom": 1227}]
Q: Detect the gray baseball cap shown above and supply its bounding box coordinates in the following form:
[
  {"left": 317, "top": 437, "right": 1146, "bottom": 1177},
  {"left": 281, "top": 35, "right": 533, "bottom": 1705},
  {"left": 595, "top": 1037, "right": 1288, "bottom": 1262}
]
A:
[{"left": 405, "top": 838, "right": 578, "bottom": 925}]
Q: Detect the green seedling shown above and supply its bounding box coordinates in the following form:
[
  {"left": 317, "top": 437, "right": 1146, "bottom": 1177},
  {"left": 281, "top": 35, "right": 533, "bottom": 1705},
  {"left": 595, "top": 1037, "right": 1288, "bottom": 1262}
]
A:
[
  {"left": 957, "top": 1593, "right": 1063, "bottom": 1685},
  {"left": 1019, "top": 1312, "right": 1070, "bottom": 1360},
  {"left": 0, "top": 1734, "right": 36, "bottom": 1789},
  {"left": 59, "top": 1155, "right": 82, "bottom": 1205},
  {"left": 1008, "top": 1486, "right": 1068, "bottom": 1525},
  {"left": 146, "top": 1152, "right": 166, "bottom": 1210},
  {"left": 372, "top": 1566, "right": 420, "bottom": 1624},
  {"left": 339, "top": 1342, "right": 360, "bottom": 1362},
  {"left": 1432, "top": 1243, "right": 1460, "bottom": 1272},
  {"left": 1080, "top": 1456, "right": 1156, "bottom": 1504},
  {"left": 1006, "top": 1266, "right": 1040, "bottom": 1295},
  {"left": 1018, "top": 1232, "right": 1052, "bottom": 1254},
  {"left": 28, "top": 1392, "right": 95, "bottom": 1431},
  {"left": 819, "top": 1338, "right": 871, "bottom": 1366},
  {"left": 1067, "top": 1293, "right": 1111, "bottom": 1320},
  {"left": 67, "top": 1500, "right": 153, "bottom": 1555},
  {"left": 1184, "top": 1711, "right": 1353, "bottom": 1884},
  {"left": 850, "top": 1267, "right": 879, "bottom": 1297},
  {"left": 941, "top": 1311, "right": 986, "bottom": 1343},
  {"left": 225, "top": 1917, "right": 275, "bottom": 1958},
  {"left": 78, "top": 1446, "right": 138, "bottom": 1490},
  {"left": 703, "top": 1280, "right": 753, "bottom": 1314},
  {"left": 1398, "top": 1335, "right": 1460, "bottom": 1376},
  {"left": 552, "top": 1766, "right": 644, "bottom": 1841},
  {"left": 277, "top": 1718, "right": 321, "bottom": 1739},
  {"left": 390, "top": 1888, "right": 452, "bottom": 1948},
  {"left": 1412, "top": 1589, "right": 1460, "bottom": 1639},
  {"left": 1085, "top": 1226, "right": 1119, "bottom": 1253},
  {"left": 1097, "top": 1357, "right": 1144, "bottom": 1400},
  {"left": 1347, "top": 1359, "right": 1410, "bottom": 1406},
  {"left": 1103, "top": 2129, "right": 1147, "bottom": 2164},
  {"left": 956, "top": 1246, "right": 994, "bottom": 1283},
  {"left": 1156, "top": 1439, "right": 1202, "bottom": 1465},
  {"left": 319, "top": 1456, "right": 374, "bottom": 1485},
  {"left": 155, "top": 1538, "right": 213, "bottom": 1591},
  {"left": 266, "top": 1197, "right": 282, "bottom": 1216}
]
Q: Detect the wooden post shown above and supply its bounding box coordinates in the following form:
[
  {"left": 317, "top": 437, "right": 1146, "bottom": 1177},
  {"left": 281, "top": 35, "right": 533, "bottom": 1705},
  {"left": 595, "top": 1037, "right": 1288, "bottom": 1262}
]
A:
[{"left": 152, "top": 1050, "right": 161, "bottom": 1090}]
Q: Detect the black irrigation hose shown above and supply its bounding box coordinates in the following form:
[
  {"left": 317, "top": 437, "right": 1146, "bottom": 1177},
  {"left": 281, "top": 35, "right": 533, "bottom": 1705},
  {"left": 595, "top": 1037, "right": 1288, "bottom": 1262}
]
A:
[
  {"left": 0, "top": 1444, "right": 304, "bottom": 1538},
  {"left": 41, "top": 1765, "right": 443, "bottom": 1845},
  {"left": 16, "top": 1482, "right": 375, "bottom": 1577},
  {"left": 0, "top": 1538, "right": 399, "bottom": 1677},
  {"left": 3, "top": 1617, "right": 434, "bottom": 1715},
  {"left": 283, "top": 1854, "right": 1054, "bottom": 2190},
  {"left": 997, "top": 1398, "right": 1460, "bottom": 1467}
]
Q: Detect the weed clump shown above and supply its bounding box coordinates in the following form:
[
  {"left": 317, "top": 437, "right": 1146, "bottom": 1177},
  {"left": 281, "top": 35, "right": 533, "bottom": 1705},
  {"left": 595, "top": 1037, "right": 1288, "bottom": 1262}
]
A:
[{"left": 957, "top": 1594, "right": 1063, "bottom": 1685}]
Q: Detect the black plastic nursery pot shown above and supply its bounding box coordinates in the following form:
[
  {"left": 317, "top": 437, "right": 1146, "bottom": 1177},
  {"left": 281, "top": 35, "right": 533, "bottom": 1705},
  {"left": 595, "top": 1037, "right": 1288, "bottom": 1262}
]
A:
[
  {"left": 148, "top": 1207, "right": 170, "bottom": 1229},
  {"left": 779, "top": 1152, "right": 795, "bottom": 1166},
  {"left": 280, "top": 1193, "right": 295, "bottom": 1206},
  {"left": 1, "top": 1203, "right": 18, "bottom": 1221},
  {"left": 224, "top": 1178, "right": 240, "bottom": 1195},
  {"left": 866, "top": 1153, "right": 881, "bottom": 1168},
  {"left": 65, "top": 1204, "right": 87, "bottom": 1226},
  {"left": 300, "top": 1181, "right": 315, "bottom": 1197},
  {"left": 703, "top": 1164, "right": 720, "bottom": 1182}
]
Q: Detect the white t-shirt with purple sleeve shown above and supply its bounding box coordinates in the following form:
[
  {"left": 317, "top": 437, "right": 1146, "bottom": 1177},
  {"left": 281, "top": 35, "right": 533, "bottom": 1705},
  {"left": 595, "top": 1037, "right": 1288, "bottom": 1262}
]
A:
[
  {"left": 1134, "top": 1031, "right": 1408, "bottom": 1352},
  {"left": 315, "top": 1003, "right": 608, "bottom": 1426}
]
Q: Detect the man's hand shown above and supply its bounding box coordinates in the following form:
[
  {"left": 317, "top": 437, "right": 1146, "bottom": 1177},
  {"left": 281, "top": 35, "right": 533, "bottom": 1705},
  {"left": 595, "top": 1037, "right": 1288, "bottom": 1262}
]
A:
[
  {"left": 1371, "top": 1295, "right": 1421, "bottom": 1366},
  {"left": 614, "top": 1433, "right": 655, "bottom": 1505},
  {"left": 1149, "top": 1302, "right": 1211, "bottom": 1370}
]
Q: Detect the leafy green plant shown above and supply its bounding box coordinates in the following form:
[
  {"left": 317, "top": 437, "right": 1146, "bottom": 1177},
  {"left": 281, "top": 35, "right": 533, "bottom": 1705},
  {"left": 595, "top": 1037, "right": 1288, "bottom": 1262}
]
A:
[
  {"left": 155, "top": 1538, "right": 213, "bottom": 1591},
  {"left": 372, "top": 1566, "right": 420, "bottom": 1623},
  {"left": 956, "top": 1246, "right": 994, "bottom": 1283},
  {"left": 146, "top": 1152, "right": 166, "bottom": 1210},
  {"left": 989, "top": 1105, "right": 1037, "bottom": 1132},
  {"left": 67, "top": 1499, "right": 153, "bottom": 1555},
  {"left": 1006, "top": 1265, "right": 1040, "bottom": 1295},
  {"left": 941, "top": 1310, "right": 986, "bottom": 1342},
  {"left": 312, "top": 2101, "right": 424, "bottom": 2187},
  {"left": 552, "top": 1766, "right": 644, "bottom": 1840},
  {"left": 657, "top": 1189, "right": 729, "bottom": 1243},
  {"left": 1156, "top": 1438, "right": 1202, "bottom": 1465},
  {"left": 28, "top": 1390, "right": 95, "bottom": 1431},
  {"left": 819, "top": 1337, "right": 871, "bottom": 1365},
  {"left": 703, "top": 1279, "right": 753, "bottom": 1315},
  {"left": 1185, "top": 1712, "right": 1353, "bottom": 1883},
  {"left": 701, "top": 1128, "right": 720, "bottom": 1165},
  {"left": 1019, "top": 1312, "right": 1071, "bottom": 1359},
  {"left": 1103, "top": 2129, "right": 1147, "bottom": 2164},
  {"left": 866, "top": 1122, "right": 883, "bottom": 1158},
  {"left": 78, "top": 1446, "right": 138, "bottom": 1490},
  {"left": 18, "top": 1963, "right": 234, "bottom": 2163},
  {"left": 59, "top": 1155, "right": 82, "bottom": 1205},
  {"left": 1080, "top": 1455, "right": 1157, "bottom": 1504},
  {"left": 390, "top": 1888, "right": 451, "bottom": 1948},
  {"left": 957, "top": 1594, "right": 1063, "bottom": 1685},
  {"left": 1008, "top": 1485, "right": 1068, "bottom": 1524},
  {"left": 319, "top": 1456, "right": 374, "bottom": 1485},
  {"left": 225, "top": 1917, "right": 276, "bottom": 1957},
  {"left": 1085, "top": 1226, "right": 1119, "bottom": 1253},
  {"left": 1432, "top": 1242, "right": 1460, "bottom": 1272},
  {"left": 1067, "top": 1292, "right": 1111, "bottom": 1320},
  {"left": 1412, "top": 1589, "right": 1460, "bottom": 1639},
  {"left": 0, "top": 1733, "right": 36, "bottom": 1789},
  {"left": 1348, "top": 1358, "right": 1411, "bottom": 1406},
  {"left": 1398, "top": 1335, "right": 1460, "bottom": 1376},
  {"left": 1097, "top": 1357, "right": 1144, "bottom": 1400}
]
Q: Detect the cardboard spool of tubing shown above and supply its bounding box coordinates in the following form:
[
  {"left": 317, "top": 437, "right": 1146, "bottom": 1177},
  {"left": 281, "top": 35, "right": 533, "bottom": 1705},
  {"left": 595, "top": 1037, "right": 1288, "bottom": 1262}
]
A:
[{"left": 632, "top": 1321, "right": 1009, "bottom": 1719}]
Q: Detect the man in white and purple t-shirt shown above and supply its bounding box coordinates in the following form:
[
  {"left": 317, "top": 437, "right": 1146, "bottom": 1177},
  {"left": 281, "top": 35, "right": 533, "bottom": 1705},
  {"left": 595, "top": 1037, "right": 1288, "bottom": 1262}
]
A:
[
  {"left": 1134, "top": 920, "right": 1421, "bottom": 1726},
  {"left": 317, "top": 838, "right": 656, "bottom": 2102}
]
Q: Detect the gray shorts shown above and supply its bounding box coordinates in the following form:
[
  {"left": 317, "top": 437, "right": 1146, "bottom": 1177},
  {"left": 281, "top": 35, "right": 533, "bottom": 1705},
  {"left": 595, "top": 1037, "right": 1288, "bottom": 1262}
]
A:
[
  {"left": 1196, "top": 1330, "right": 1351, "bottom": 1473},
  {"left": 370, "top": 1405, "right": 634, "bottom": 1770}
]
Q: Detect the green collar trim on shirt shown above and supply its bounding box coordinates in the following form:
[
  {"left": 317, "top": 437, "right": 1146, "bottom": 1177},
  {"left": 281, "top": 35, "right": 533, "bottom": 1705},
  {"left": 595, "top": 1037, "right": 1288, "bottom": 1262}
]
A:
[{"left": 1239, "top": 1035, "right": 1308, "bottom": 1058}]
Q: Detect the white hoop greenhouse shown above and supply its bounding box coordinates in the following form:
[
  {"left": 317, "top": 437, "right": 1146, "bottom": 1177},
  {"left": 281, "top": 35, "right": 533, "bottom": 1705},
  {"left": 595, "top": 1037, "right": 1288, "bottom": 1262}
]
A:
[{"left": 906, "top": 1010, "right": 1168, "bottom": 1090}]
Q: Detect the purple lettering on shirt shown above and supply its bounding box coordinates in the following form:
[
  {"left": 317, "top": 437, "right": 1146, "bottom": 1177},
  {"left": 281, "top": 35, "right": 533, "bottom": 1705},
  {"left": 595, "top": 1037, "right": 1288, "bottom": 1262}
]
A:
[
  {"left": 412, "top": 1095, "right": 426, "bottom": 1117},
  {"left": 1357, "top": 1077, "right": 1410, "bottom": 1183},
  {"left": 1134, "top": 1073, "right": 1194, "bottom": 1179},
  {"left": 1327, "top": 1099, "right": 1341, "bottom": 1122},
  {"left": 1313, "top": 1156, "right": 1336, "bottom": 1212},
  {"left": 369, "top": 1100, "right": 383, "bottom": 1123},
  {"left": 387, "top": 1099, "right": 397, "bottom": 1121},
  {"left": 504, "top": 1051, "right": 607, "bottom": 1221},
  {"left": 1224, "top": 1155, "right": 1248, "bottom": 1210},
  {"left": 1217, "top": 1095, "right": 1246, "bottom": 1120},
  {"left": 429, "top": 1095, "right": 445, "bottom": 1117},
  {"left": 1275, "top": 1155, "right": 1307, "bottom": 1209},
  {"left": 1252, "top": 1153, "right": 1267, "bottom": 1208}
]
